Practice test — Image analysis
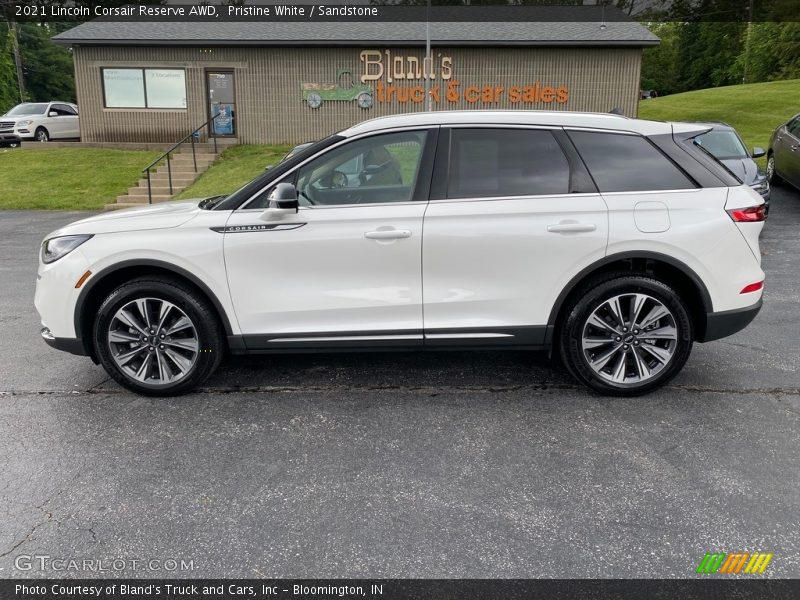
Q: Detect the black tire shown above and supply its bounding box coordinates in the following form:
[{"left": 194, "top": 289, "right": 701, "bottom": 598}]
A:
[
  {"left": 93, "top": 277, "right": 224, "bottom": 396},
  {"left": 35, "top": 127, "right": 49, "bottom": 142},
  {"left": 766, "top": 153, "right": 782, "bottom": 186},
  {"left": 558, "top": 273, "right": 693, "bottom": 396}
]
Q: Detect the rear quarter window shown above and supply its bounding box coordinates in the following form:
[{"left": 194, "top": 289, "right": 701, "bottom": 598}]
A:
[{"left": 567, "top": 130, "right": 695, "bottom": 193}]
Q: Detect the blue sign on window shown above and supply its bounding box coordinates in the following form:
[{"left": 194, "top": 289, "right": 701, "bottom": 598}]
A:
[{"left": 212, "top": 103, "right": 234, "bottom": 135}]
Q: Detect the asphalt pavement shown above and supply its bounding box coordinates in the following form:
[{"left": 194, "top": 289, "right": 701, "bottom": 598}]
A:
[{"left": 0, "top": 188, "right": 798, "bottom": 578}]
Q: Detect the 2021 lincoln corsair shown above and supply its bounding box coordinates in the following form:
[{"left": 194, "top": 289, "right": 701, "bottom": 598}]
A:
[{"left": 35, "top": 111, "right": 766, "bottom": 396}]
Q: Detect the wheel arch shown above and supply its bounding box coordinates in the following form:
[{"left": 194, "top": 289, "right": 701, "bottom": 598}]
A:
[
  {"left": 547, "top": 251, "right": 713, "bottom": 345},
  {"left": 75, "top": 259, "right": 234, "bottom": 360}
]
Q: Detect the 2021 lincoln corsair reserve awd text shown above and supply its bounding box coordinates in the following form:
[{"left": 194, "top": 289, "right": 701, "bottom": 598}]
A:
[{"left": 35, "top": 111, "right": 766, "bottom": 396}]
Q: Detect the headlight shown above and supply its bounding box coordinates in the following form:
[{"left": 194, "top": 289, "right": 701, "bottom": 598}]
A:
[
  {"left": 17, "top": 120, "right": 34, "bottom": 127},
  {"left": 41, "top": 235, "right": 93, "bottom": 264}
]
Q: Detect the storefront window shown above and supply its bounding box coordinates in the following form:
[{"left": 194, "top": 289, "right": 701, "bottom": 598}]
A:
[
  {"left": 102, "top": 68, "right": 186, "bottom": 109},
  {"left": 103, "top": 69, "right": 145, "bottom": 108},
  {"left": 145, "top": 70, "right": 187, "bottom": 108}
]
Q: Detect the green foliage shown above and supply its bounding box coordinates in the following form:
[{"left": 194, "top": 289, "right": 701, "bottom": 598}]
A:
[
  {"left": 643, "top": 20, "right": 800, "bottom": 95},
  {"left": 17, "top": 22, "right": 75, "bottom": 102},
  {"left": 0, "top": 148, "right": 159, "bottom": 209}
]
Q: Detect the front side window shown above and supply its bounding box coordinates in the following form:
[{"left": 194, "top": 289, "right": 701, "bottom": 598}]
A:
[
  {"left": 286, "top": 130, "right": 427, "bottom": 207},
  {"left": 103, "top": 68, "right": 186, "bottom": 109},
  {"left": 568, "top": 130, "right": 695, "bottom": 193},
  {"left": 51, "top": 104, "right": 77, "bottom": 116},
  {"left": 447, "top": 128, "right": 570, "bottom": 199}
]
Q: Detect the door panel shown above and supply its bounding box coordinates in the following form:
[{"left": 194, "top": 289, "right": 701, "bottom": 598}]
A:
[
  {"left": 223, "top": 204, "right": 425, "bottom": 342},
  {"left": 786, "top": 121, "right": 800, "bottom": 187},
  {"left": 423, "top": 195, "right": 608, "bottom": 339},
  {"left": 223, "top": 128, "right": 435, "bottom": 346},
  {"left": 422, "top": 126, "right": 608, "bottom": 343},
  {"left": 774, "top": 121, "right": 797, "bottom": 179}
]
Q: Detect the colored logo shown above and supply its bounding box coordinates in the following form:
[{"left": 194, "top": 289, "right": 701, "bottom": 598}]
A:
[{"left": 696, "top": 552, "right": 773, "bottom": 574}]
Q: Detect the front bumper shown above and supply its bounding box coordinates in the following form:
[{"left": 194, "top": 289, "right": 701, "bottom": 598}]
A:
[
  {"left": 699, "top": 299, "right": 762, "bottom": 343},
  {"left": 41, "top": 327, "right": 87, "bottom": 356},
  {"left": 0, "top": 133, "right": 21, "bottom": 146}
]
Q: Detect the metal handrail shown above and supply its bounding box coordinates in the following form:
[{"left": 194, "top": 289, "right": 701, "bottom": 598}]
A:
[{"left": 143, "top": 113, "right": 220, "bottom": 204}]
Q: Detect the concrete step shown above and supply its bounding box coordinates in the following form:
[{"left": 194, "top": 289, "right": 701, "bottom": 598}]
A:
[
  {"left": 129, "top": 184, "right": 187, "bottom": 196},
  {"left": 117, "top": 194, "right": 173, "bottom": 204},
  {"left": 152, "top": 164, "right": 211, "bottom": 175},
  {"left": 169, "top": 154, "right": 217, "bottom": 165}
]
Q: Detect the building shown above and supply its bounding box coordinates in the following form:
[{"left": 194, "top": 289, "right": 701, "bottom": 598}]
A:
[{"left": 54, "top": 15, "right": 659, "bottom": 144}]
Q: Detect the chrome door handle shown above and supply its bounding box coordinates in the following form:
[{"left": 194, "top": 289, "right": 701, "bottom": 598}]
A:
[
  {"left": 547, "top": 222, "right": 597, "bottom": 233},
  {"left": 364, "top": 229, "right": 412, "bottom": 240}
]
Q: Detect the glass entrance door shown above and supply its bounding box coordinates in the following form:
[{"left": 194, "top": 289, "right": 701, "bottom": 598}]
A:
[{"left": 207, "top": 71, "right": 235, "bottom": 137}]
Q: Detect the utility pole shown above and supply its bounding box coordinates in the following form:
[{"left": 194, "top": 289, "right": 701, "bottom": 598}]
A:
[
  {"left": 9, "top": 20, "right": 25, "bottom": 102},
  {"left": 424, "top": 0, "right": 432, "bottom": 111},
  {"left": 743, "top": 0, "right": 754, "bottom": 84}
]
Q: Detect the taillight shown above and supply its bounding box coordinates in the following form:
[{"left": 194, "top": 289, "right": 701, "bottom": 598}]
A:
[
  {"left": 740, "top": 281, "right": 764, "bottom": 294},
  {"left": 727, "top": 205, "right": 767, "bottom": 222}
]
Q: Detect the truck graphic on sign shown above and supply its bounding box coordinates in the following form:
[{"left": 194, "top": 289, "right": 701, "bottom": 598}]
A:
[{"left": 302, "top": 70, "right": 373, "bottom": 109}]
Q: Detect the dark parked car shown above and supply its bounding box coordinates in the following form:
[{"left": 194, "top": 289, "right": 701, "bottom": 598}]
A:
[
  {"left": 768, "top": 113, "right": 800, "bottom": 191},
  {"left": 692, "top": 123, "right": 770, "bottom": 204}
]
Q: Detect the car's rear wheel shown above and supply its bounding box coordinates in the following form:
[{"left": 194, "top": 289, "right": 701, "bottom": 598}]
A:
[
  {"left": 93, "top": 277, "right": 224, "bottom": 396},
  {"left": 766, "top": 153, "right": 782, "bottom": 185},
  {"left": 559, "top": 274, "right": 693, "bottom": 396}
]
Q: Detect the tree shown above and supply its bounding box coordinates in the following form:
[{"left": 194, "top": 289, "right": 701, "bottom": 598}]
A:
[
  {"left": 0, "top": 23, "right": 21, "bottom": 113},
  {"left": 16, "top": 21, "right": 75, "bottom": 102}
]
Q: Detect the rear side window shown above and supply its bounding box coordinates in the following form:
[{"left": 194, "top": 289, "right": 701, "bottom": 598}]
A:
[
  {"left": 448, "top": 128, "right": 570, "bottom": 198},
  {"left": 568, "top": 130, "right": 695, "bottom": 193}
]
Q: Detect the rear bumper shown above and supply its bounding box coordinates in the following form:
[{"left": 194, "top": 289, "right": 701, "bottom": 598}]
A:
[
  {"left": 41, "top": 328, "right": 87, "bottom": 356},
  {"left": 699, "top": 299, "right": 762, "bottom": 343}
]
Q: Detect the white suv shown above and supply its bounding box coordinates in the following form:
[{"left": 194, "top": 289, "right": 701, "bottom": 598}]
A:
[
  {"left": 35, "top": 111, "right": 766, "bottom": 396},
  {"left": 1, "top": 102, "right": 80, "bottom": 142}
]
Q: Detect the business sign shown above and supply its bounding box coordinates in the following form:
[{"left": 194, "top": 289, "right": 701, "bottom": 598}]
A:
[{"left": 359, "top": 49, "right": 570, "bottom": 106}]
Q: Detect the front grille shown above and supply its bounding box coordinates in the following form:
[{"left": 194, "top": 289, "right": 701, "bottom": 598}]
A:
[{"left": 0, "top": 121, "right": 14, "bottom": 130}]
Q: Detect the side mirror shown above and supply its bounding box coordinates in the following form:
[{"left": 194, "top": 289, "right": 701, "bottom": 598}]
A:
[
  {"left": 752, "top": 147, "right": 766, "bottom": 158},
  {"left": 48, "top": 111, "right": 58, "bottom": 117},
  {"left": 259, "top": 182, "right": 299, "bottom": 221}
]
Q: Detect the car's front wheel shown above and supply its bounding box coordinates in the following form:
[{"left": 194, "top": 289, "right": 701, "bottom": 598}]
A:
[
  {"left": 35, "top": 127, "right": 49, "bottom": 142},
  {"left": 559, "top": 274, "right": 693, "bottom": 396},
  {"left": 93, "top": 277, "right": 224, "bottom": 396},
  {"left": 766, "top": 153, "right": 782, "bottom": 185}
]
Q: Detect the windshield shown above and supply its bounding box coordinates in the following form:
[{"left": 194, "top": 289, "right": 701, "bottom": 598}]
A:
[
  {"left": 281, "top": 142, "right": 314, "bottom": 163},
  {"left": 5, "top": 103, "right": 49, "bottom": 117},
  {"left": 693, "top": 129, "right": 748, "bottom": 160}
]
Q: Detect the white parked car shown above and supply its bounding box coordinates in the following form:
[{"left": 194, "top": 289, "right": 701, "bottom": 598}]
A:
[
  {"left": 0, "top": 101, "right": 80, "bottom": 142},
  {"left": 35, "top": 111, "right": 766, "bottom": 396}
]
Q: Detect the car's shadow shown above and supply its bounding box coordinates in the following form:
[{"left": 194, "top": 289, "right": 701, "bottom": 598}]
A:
[{"left": 206, "top": 349, "right": 575, "bottom": 391}]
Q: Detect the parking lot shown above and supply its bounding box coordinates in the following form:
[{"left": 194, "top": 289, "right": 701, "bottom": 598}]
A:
[{"left": 0, "top": 188, "right": 798, "bottom": 578}]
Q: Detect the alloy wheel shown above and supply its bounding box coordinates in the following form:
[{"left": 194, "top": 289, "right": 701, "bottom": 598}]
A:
[
  {"left": 36, "top": 130, "right": 48, "bottom": 142},
  {"left": 581, "top": 293, "right": 678, "bottom": 386},
  {"left": 767, "top": 156, "right": 775, "bottom": 181},
  {"left": 107, "top": 297, "right": 199, "bottom": 385}
]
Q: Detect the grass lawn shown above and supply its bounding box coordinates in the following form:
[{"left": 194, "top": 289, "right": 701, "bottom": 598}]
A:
[
  {"left": 176, "top": 144, "right": 291, "bottom": 199},
  {"left": 0, "top": 147, "right": 159, "bottom": 210},
  {"left": 638, "top": 79, "right": 800, "bottom": 167}
]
